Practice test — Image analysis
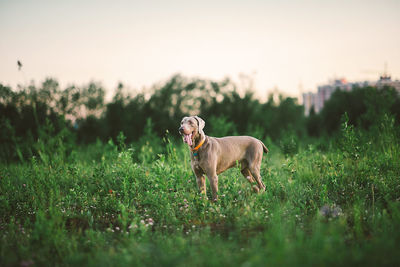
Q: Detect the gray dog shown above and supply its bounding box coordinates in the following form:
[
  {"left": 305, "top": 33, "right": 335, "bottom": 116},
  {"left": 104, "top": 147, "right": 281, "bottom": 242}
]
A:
[{"left": 179, "top": 116, "right": 269, "bottom": 201}]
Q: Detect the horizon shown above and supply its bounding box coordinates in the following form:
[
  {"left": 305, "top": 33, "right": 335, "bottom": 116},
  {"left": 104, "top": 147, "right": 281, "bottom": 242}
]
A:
[{"left": 1, "top": 0, "right": 399, "bottom": 99}]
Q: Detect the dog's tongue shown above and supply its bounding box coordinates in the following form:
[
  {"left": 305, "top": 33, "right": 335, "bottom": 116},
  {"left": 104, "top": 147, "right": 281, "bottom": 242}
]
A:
[{"left": 184, "top": 133, "right": 193, "bottom": 146}]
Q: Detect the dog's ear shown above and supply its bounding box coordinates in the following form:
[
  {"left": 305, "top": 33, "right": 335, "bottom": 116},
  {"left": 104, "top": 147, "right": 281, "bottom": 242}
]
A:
[{"left": 194, "top": 116, "right": 205, "bottom": 136}]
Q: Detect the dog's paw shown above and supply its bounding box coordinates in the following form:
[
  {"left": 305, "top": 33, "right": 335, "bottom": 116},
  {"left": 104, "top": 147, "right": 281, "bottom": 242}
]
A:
[{"left": 252, "top": 185, "right": 260, "bottom": 193}]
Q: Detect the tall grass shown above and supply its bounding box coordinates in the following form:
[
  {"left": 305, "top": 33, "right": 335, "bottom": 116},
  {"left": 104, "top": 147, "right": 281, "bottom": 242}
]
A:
[{"left": 1, "top": 117, "right": 400, "bottom": 266}]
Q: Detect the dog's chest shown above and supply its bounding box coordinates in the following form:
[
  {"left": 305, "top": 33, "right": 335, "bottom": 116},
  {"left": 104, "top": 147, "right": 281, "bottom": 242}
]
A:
[{"left": 191, "top": 155, "right": 206, "bottom": 172}]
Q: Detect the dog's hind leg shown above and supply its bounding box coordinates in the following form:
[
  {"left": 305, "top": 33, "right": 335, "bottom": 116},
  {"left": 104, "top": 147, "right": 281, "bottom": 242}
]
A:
[
  {"left": 241, "top": 168, "right": 259, "bottom": 193},
  {"left": 249, "top": 165, "right": 266, "bottom": 193}
]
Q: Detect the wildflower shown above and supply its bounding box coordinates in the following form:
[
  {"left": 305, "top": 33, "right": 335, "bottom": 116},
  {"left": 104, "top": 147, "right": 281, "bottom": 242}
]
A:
[
  {"left": 109, "top": 189, "right": 113, "bottom": 194},
  {"left": 23, "top": 184, "right": 26, "bottom": 187}
]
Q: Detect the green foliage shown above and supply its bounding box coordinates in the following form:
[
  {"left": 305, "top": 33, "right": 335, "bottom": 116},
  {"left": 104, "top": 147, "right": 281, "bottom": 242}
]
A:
[
  {"left": 2, "top": 77, "right": 400, "bottom": 164},
  {"left": 340, "top": 113, "right": 362, "bottom": 161},
  {"left": 0, "top": 80, "right": 102, "bottom": 162},
  {"left": 1, "top": 75, "right": 400, "bottom": 265},
  {"left": 1, "top": 112, "right": 400, "bottom": 266},
  {"left": 319, "top": 86, "right": 400, "bottom": 134},
  {"left": 306, "top": 107, "right": 322, "bottom": 137},
  {"left": 137, "top": 118, "right": 163, "bottom": 163},
  {"left": 0, "top": 75, "right": 308, "bottom": 162},
  {"left": 280, "top": 132, "right": 299, "bottom": 158},
  {"left": 207, "top": 115, "right": 237, "bottom": 137}
]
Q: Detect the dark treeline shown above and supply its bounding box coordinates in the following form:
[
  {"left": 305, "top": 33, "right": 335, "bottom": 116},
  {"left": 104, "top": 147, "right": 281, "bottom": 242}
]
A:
[
  {"left": 1, "top": 74, "right": 399, "bottom": 162},
  {"left": 307, "top": 86, "right": 400, "bottom": 136}
]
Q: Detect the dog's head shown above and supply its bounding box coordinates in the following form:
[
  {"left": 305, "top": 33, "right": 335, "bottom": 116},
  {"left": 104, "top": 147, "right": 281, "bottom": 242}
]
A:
[{"left": 179, "top": 116, "right": 205, "bottom": 146}]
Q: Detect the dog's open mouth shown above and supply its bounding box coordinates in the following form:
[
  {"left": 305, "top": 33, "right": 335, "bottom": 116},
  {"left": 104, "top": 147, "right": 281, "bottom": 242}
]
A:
[{"left": 183, "top": 132, "right": 193, "bottom": 146}]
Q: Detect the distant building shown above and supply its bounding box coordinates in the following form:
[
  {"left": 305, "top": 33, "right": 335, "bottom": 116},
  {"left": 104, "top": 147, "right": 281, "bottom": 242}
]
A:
[
  {"left": 302, "top": 78, "right": 351, "bottom": 116},
  {"left": 374, "top": 73, "right": 400, "bottom": 92},
  {"left": 302, "top": 75, "right": 400, "bottom": 116},
  {"left": 302, "top": 92, "right": 316, "bottom": 116}
]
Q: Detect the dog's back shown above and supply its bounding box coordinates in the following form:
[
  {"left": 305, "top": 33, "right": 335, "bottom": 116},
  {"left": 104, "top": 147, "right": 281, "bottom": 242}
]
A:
[{"left": 208, "top": 136, "right": 267, "bottom": 174}]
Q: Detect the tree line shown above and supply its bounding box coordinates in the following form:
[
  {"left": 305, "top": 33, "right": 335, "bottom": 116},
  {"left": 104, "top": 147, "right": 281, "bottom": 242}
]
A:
[{"left": 1, "top": 74, "right": 399, "bottom": 162}]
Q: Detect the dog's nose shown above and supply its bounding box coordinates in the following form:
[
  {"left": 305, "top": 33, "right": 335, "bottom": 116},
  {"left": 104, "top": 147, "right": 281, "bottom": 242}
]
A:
[{"left": 179, "top": 126, "right": 184, "bottom": 134}]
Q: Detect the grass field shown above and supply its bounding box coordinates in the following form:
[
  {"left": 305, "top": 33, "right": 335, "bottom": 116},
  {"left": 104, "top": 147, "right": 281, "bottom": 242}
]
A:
[{"left": 1, "top": 119, "right": 400, "bottom": 266}]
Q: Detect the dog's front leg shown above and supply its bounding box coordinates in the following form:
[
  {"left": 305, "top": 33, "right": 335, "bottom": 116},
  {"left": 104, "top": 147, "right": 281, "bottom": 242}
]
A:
[
  {"left": 193, "top": 167, "right": 206, "bottom": 196},
  {"left": 206, "top": 171, "right": 218, "bottom": 202},
  {"left": 196, "top": 174, "right": 206, "bottom": 196}
]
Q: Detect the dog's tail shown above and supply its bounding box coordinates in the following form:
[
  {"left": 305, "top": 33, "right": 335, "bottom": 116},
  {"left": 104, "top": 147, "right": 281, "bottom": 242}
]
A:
[{"left": 260, "top": 141, "right": 269, "bottom": 153}]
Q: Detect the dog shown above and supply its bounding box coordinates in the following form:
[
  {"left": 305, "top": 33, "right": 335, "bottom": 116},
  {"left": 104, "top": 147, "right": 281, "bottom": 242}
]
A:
[{"left": 179, "top": 116, "right": 269, "bottom": 201}]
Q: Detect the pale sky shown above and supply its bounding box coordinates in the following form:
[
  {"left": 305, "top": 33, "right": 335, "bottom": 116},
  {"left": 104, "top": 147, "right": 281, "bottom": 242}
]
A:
[{"left": 1, "top": 0, "right": 399, "bottom": 99}]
